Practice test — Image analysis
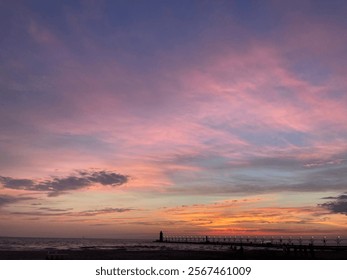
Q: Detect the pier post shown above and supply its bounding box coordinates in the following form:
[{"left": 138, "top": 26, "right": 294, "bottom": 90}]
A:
[{"left": 159, "top": 231, "right": 163, "bottom": 242}]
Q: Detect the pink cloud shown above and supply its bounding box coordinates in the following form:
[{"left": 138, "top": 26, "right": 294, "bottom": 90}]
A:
[{"left": 3, "top": 3, "right": 347, "bottom": 195}]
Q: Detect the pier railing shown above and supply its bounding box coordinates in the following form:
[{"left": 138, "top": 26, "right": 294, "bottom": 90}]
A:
[{"left": 157, "top": 233, "right": 346, "bottom": 250}]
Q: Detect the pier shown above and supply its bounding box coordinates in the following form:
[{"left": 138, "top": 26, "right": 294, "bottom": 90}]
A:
[{"left": 156, "top": 232, "right": 347, "bottom": 254}]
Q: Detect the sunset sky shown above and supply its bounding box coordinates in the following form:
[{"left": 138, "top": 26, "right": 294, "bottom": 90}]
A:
[{"left": 1, "top": 0, "right": 347, "bottom": 238}]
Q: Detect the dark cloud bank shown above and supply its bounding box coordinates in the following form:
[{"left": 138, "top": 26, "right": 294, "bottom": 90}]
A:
[
  {"left": 319, "top": 193, "right": 347, "bottom": 215},
  {"left": 0, "top": 170, "right": 128, "bottom": 196}
]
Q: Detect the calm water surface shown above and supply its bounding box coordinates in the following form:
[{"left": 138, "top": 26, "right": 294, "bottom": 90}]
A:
[{"left": 0, "top": 236, "right": 345, "bottom": 251}]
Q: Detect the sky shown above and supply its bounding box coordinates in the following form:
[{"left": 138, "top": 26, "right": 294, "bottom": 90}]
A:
[{"left": 1, "top": 0, "right": 347, "bottom": 239}]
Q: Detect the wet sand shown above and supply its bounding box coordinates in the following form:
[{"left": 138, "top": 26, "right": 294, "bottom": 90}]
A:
[{"left": 1, "top": 248, "right": 347, "bottom": 260}]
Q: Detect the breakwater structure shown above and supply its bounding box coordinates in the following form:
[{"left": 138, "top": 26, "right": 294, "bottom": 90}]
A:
[{"left": 155, "top": 231, "right": 347, "bottom": 256}]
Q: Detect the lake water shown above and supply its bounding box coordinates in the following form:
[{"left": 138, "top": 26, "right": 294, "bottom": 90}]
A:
[
  {"left": 0, "top": 237, "right": 234, "bottom": 251},
  {"left": 0, "top": 236, "right": 345, "bottom": 251}
]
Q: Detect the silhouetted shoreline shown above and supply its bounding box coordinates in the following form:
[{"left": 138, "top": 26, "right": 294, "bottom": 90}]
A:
[{"left": 1, "top": 248, "right": 347, "bottom": 260}]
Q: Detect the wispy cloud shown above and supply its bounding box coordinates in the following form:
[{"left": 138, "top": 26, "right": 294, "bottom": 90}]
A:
[
  {"left": 0, "top": 195, "right": 34, "bottom": 207},
  {"left": 76, "top": 207, "right": 134, "bottom": 216},
  {"left": 10, "top": 207, "right": 134, "bottom": 217},
  {"left": 38, "top": 207, "right": 73, "bottom": 212},
  {"left": 158, "top": 198, "right": 340, "bottom": 235}
]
